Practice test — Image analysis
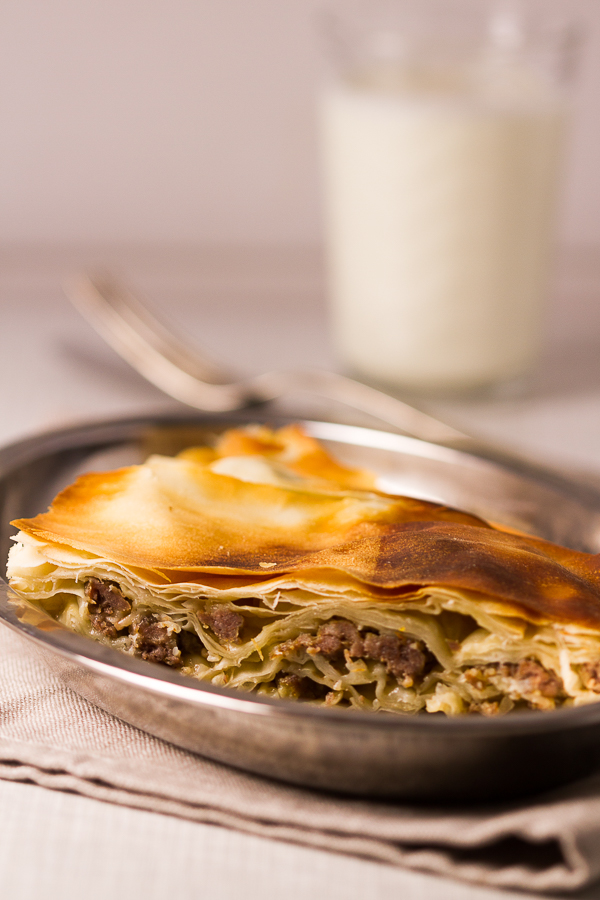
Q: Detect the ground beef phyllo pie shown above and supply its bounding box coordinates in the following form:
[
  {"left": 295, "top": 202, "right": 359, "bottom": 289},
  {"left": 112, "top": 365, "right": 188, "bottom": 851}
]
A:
[{"left": 8, "top": 424, "right": 600, "bottom": 715}]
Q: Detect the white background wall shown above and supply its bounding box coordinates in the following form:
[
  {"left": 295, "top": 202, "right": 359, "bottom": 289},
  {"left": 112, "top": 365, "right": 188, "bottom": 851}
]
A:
[{"left": 0, "top": 0, "right": 598, "bottom": 247}]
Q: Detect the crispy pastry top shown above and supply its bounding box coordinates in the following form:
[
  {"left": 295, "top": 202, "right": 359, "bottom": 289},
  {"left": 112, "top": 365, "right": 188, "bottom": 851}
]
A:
[{"left": 12, "top": 425, "right": 600, "bottom": 629}]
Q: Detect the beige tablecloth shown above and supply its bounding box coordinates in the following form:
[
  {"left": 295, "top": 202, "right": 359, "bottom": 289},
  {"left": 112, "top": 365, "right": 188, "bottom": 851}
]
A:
[{"left": 2, "top": 623, "right": 600, "bottom": 895}]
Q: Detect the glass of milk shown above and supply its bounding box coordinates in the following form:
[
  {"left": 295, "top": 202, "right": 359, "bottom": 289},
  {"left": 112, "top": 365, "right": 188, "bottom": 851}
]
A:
[{"left": 320, "top": 0, "right": 578, "bottom": 395}]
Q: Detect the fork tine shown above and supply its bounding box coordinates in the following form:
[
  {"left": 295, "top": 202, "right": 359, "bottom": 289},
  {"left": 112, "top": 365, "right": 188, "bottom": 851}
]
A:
[
  {"left": 65, "top": 273, "right": 231, "bottom": 385},
  {"left": 63, "top": 273, "right": 252, "bottom": 410}
]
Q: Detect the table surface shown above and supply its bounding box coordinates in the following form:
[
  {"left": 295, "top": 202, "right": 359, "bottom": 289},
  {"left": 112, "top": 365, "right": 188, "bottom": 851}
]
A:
[{"left": 2, "top": 243, "right": 600, "bottom": 900}]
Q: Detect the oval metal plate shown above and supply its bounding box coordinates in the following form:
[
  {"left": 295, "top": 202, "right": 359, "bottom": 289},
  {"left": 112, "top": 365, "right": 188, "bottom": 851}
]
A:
[{"left": 3, "top": 411, "right": 600, "bottom": 802}]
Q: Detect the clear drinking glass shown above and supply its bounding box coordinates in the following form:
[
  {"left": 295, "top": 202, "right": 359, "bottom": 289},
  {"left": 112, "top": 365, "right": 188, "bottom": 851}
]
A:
[{"left": 320, "top": 0, "right": 579, "bottom": 395}]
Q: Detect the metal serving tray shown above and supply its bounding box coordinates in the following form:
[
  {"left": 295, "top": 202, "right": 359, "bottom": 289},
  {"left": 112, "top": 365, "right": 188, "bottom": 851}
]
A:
[{"left": 3, "top": 411, "right": 600, "bottom": 803}]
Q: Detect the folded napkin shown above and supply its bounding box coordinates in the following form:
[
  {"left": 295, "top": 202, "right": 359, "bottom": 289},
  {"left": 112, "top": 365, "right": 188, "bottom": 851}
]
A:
[{"left": 2, "top": 624, "right": 600, "bottom": 895}]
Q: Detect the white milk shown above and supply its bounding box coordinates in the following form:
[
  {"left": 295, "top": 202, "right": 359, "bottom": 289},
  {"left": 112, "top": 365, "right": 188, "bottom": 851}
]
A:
[{"left": 321, "top": 64, "right": 565, "bottom": 392}]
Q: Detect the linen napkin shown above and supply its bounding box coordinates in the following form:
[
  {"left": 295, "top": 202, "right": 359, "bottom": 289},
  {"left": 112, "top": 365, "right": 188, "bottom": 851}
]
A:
[{"left": 2, "top": 623, "right": 600, "bottom": 895}]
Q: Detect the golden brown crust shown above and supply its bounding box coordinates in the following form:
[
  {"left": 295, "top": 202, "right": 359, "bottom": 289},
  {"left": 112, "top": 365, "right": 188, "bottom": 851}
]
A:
[
  {"left": 11, "top": 427, "right": 600, "bottom": 632},
  {"left": 11, "top": 451, "right": 490, "bottom": 571},
  {"left": 212, "top": 423, "right": 379, "bottom": 491}
]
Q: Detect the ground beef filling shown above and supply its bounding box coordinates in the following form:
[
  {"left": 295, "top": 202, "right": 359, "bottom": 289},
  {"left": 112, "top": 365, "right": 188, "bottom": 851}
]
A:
[
  {"left": 276, "top": 673, "right": 329, "bottom": 701},
  {"left": 580, "top": 662, "right": 600, "bottom": 693},
  {"left": 85, "top": 579, "right": 181, "bottom": 667},
  {"left": 274, "top": 619, "right": 431, "bottom": 689},
  {"left": 199, "top": 605, "right": 244, "bottom": 643},
  {"left": 84, "top": 579, "right": 244, "bottom": 668},
  {"left": 81, "top": 585, "right": 571, "bottom": 713},
  {"left": 467, "top": 700, "right": 503, "bottom": 717},
  {"left": 85, "top": 578, "right": 132, "bottom": 637},
  {"left": 131, "top": 613, "right": 181, "bottom": 667},
  {"left": 463, "top": 659, "right": 564, "bottom": 710}
]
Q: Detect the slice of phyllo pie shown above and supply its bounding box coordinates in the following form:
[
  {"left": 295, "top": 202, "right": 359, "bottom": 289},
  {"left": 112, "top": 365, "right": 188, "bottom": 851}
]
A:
[{"left": 8, "top": 424, "right": 600, "bottom": 716}]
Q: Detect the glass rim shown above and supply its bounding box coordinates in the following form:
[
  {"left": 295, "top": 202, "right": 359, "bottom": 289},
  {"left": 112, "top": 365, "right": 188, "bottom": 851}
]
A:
[{"left": 319, "top": 0, "right": 582, "bottom": 85}]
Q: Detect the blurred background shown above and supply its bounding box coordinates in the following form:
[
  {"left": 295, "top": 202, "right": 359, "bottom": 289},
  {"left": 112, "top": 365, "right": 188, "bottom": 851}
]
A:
[
  {"left": 0, "top": 0, "right": 599, "bottom": 467},
  {"left": 0, "top": 0, "right": 598, "bottom": 246}
]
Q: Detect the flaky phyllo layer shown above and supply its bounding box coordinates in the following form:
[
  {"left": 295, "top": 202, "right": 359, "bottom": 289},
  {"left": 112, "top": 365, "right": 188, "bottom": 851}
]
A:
[{"left": 8, "top": 424, "right": 600, "bottom": 715}]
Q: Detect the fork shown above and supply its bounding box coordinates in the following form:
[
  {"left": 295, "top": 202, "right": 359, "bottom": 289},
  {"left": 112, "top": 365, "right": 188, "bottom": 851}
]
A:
[{"left": 63, "top": 272, "right": 473, "bottom": 445}]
